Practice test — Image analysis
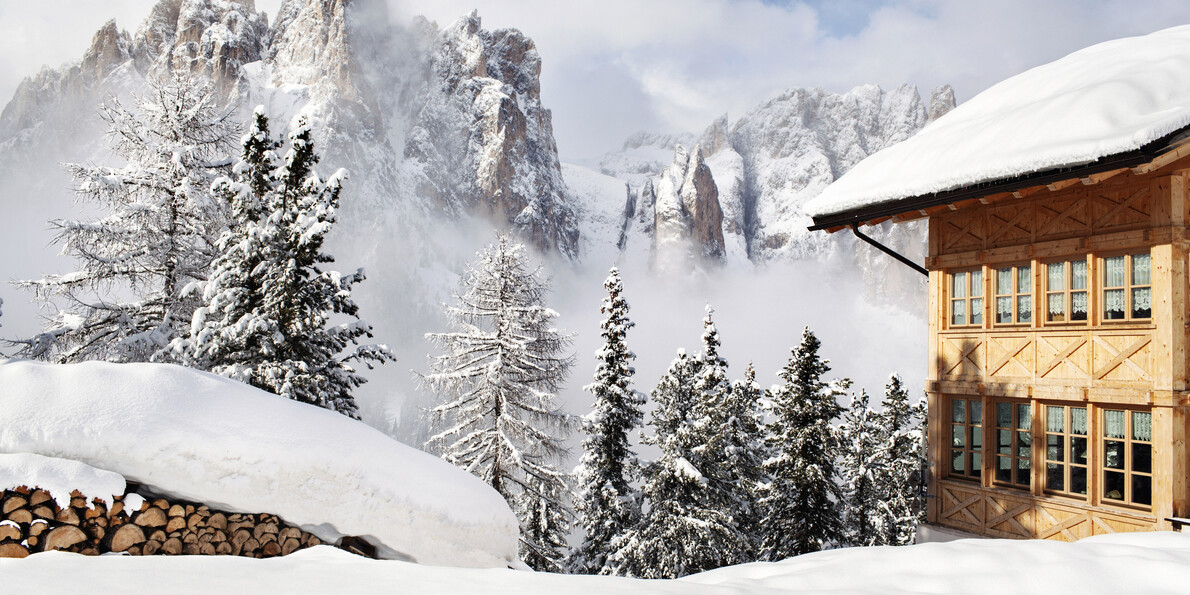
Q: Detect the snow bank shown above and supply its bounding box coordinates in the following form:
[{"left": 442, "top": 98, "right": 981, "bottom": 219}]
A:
[
  {"left": 0, "top": 452, "right": 126, "bottom": 511},
  {"left": 1, "top": 533, "right": 1188, "bottom": 593},
  {"left": 805, "top": 25, "right": 1190, "bottom": 218},
  {"left": 0, "top": 360, "right": 519, "bottom": 568}
]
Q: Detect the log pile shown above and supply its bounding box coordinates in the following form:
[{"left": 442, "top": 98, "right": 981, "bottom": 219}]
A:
[{"left": 0, "top": 485, "right": 323, "bottom": 559}]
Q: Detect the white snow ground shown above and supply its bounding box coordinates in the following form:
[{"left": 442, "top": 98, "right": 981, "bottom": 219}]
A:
[
  {"left": 1, "top": 532, "right": 1188, "bottom": 593},
  {"left": 805, "top": 25, "right": 1190, "bottom": 218},
  {"left": 0, "top": 359, "right": 519, "bottom": 568}
]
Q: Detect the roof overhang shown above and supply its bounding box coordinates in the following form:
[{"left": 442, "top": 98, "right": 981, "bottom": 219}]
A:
[{"left": 808, "top": 125, "right": 1190, "bottom": 233}]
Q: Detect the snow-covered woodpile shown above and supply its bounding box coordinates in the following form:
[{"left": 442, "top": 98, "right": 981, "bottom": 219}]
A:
[{"left": 0, "top": 486, "right": 322, "bottom": 559}]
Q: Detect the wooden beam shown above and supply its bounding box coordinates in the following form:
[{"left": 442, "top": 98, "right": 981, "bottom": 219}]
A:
[
  {"left": 1012, "top": 185, "right": 1046, "bottom": 199},
  {"left": 1081, "top": 167, "right": 1128, "bottom": 186},
  {"left": 1133, "top": 141, "right": 1190, "bottom": 175},
  {"left": 1047, "top": 178, "right": 1081, "bottom": 192}
]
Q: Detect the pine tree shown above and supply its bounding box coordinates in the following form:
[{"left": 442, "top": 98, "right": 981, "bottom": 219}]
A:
[
  {"left": 840, "top": 389, "right": 884, "bottom": 547},
  {"left": 873, "top": 374, "right": 927, "bottom": 546},
  {"left": 761, "top": 327, "right": 846, "bottom": 560},
  {"left": 17, "top": 73, "right": 237, "bottom": 362},
  {"left": 422, "top": 233, "right": 575, "bottom": 571},
  {"left": 175, "top": 108, "right": 392, "bottom": 418},
  {"left": 722, "top": 362, "right": 771, "bottom": 559},
  {"left": 570, "top": 266, "right": 645, "bottom": 575}
]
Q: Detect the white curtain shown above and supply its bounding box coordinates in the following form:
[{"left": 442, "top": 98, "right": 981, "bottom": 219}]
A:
[
  {"left": 997, "top": 296, "right": 1013, "bottom": 318},
  {"left": 1132, "top": 411, "right": 1152, "bottom": 442},
  {"left": 1047, "top": 406, "right": 1064, "bottom": 433},
  {"left": 1048, "top": 262, "right": 1065, "bottom": 291},
  {"left": 1072, "top": 292, "right": 1088, "bottom": 315},
  {"left": 997, "top": 268, "right": 1013, "bottom": 295},
  {"left": 1048, "top": 294, "right": 1064, "bottom": 316},
  {"left": 971, "top": 269, "right": 983, "bottom": 297},
  {"left": 1132, "top": 254, "right": 1151, "bottom": 285},
  {"left": 1105, "top": 256, "right": 1126, "bottom": 287},
  {"left": 1133, "top": 288, "right": 1151, "bottom": 313},
  {"left": 1071, "top": 407, "right": 1087, "bottom": 435},
  {"left": 1071, "top": 260, "right": 1088, "bottom": 290},
  {"left": 1105, "top": 410, "right": 1126, "bottom": 439},
  {"left": 953, "top": 272, "right": 967, "bottom": 298},
  {"left": 1017, "top": 265, "right": 1032, "bottom": 293},
  {"left": 1017, "top": 295, "right": 1032, "bottom": 322},
  {"left": 1104, "top": 289, "right": 1126, "bottom": 313}
]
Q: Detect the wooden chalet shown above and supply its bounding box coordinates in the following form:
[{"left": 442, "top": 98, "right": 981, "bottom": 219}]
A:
[{"left": 806, "top": 27, "right": 1190, "bottom": 540}]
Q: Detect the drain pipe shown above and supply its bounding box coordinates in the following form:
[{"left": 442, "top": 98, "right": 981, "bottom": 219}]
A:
[{"left": 850, "top": 224, "right": 928, "bottom": 277}]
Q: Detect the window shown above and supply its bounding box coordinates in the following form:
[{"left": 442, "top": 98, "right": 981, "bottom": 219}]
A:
[
  {"left": 994, "top": 402, "right": 1031, "bottom": 488},
  {"left": 949, "top": 398, "right": 983, "bottom": 480},
  {"left": 950, "top": 269, "right": 984, "bottom": 327},
  {"left": 1103, "top": 253, "right": 1151, "bottom": 320},
  {"left": 1103, "top": 409, "right": 1152, "bottom": 508},
  {"left": 1044, "top": 260, "right": 1088, "bottom": 323},
  {"left": 1044, "top": 405, "right": 1088, "bottom": 497},
  {"left": 995, "top": 264, "right": 1032, "bottom": 325}
]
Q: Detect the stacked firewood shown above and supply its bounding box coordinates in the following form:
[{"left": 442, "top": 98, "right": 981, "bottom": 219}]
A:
[{"left": 0, "top": 486, "right": 322, "bottom": 558}]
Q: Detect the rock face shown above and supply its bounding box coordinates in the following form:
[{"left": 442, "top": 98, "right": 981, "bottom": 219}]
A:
[{"left": 653, "top": 144, "right": 725, "bottom": 266}]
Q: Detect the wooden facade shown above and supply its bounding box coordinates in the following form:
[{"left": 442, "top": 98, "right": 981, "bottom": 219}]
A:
[{"left": 922, "top": 159, "right": 1190, "bottom": 540}]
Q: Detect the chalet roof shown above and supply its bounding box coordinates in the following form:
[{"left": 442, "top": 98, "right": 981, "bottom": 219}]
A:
[{"left": 806, "top": 25, "right": 1190, "bottom": 231}]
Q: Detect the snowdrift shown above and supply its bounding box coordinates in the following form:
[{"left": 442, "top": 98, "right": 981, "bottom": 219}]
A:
[{"left": 0, "top": 360, "right": 519, "bottom": 567}]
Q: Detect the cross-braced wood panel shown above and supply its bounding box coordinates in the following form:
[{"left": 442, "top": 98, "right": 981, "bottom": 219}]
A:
[
  {"left": 1035, "top": 195, "right": 1091, "bottom": 243},
  {"left": 987, "top": 203, "right": 1034, "bottom": 249},
  {"left": 940, "top": 210, "right": 985, "bottom": 254},
  {"left": 1092, "top": 334, "right": 1153, "bottom": 382},
  {"left": 941, "top": 335, "right": 984, "bottom": 378},
  {"left": 1036, "top": 334, "right": 1091, "bottom": 381},
  {"left": 985, "top": 495, "right": 1033, "bottom": 538},
  {"left": 1091, "top": 185, "right": 1151, "bottom": 232},
  {"left": 939, "top": 484, "right": 983, "bottom": 532},
  {"left": 986, "top": 335, "right": 1034, "bottom": 379},
  {"left": 1034, "top": 506, "right": 1091, "bottom": 542}
]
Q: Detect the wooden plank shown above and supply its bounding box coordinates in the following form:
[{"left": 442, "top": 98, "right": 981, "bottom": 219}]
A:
[
  {"left": 1133, "top": 141, "right": 1190, "bottom": 175},
  {"left": 1047, "top": 178, "right": 1081, "bottom": 192},
  {"left": 1038, "top": 337, "right": 1088, "bottom": 378},
  {"left": 988, "top": 337, "right": 1032, "bottom": 377},
  {"left": 1081, "top": 168, "right": 1129, "bottom": 186},
  {"left": 1092, "top": 335, "right": 1153, "bottom": 381},
  {"left": 1012, "top": 185, "right": 1046, "bottom": 199}
]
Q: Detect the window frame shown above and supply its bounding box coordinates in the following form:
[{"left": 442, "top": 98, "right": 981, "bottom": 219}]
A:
[
  {"left": 948, "top": 397, "right": 983, "bottom": 481},
  {"left": 993, "top": 263, "right": 1034, "bottom": 326},
  {"left": 1042, "top": 257, "right": 1090, "bottom": 326},
  {"left": 1100, "top": 252, "right": 1152, "bottom": 323},
  {"left": 1101, "top": 408, "right": 1153, "bottom": 510},
  {"left": 1042, "top": 404, "right": 1089, "bottom": 499},
  {"left": 948, "top": 268, "right": 985, "bottom": 328},
  {"left": 991, "top": 400, "right": 1032, "bottom": 490}
]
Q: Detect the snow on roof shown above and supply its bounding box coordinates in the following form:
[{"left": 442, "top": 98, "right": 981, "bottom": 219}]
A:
[
  {"left": 805, "top": 25, "right": 1190, "bottom": 220},
  {"left": 0, "top": 360, "right": 519, "bottom": 568}
]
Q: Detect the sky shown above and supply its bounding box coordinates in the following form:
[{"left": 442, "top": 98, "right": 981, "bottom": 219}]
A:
[{"left": 3, "top": 1, "right": 1190, "bottom": 161}]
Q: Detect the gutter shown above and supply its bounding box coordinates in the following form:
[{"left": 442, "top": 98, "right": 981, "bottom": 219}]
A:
[
  {"left": 849, "top": 224, "right": 928, "bottom": 277},
  {"left": 808, "top": 125, "right": 1190, "bottom": 232}
]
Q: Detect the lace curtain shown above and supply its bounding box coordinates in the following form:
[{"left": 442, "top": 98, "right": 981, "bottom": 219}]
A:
[
  {"left": 1104, "top": 289, "right": 1126, "bottom": 313},
  {"left": 1133, "top": 288, "right": 1151, "bottom": 312},
  {"left": 1105, "top": 256, "right": 1126, "bottom": 287},
  {"left": 953, "top": 271, "right": 967, "bottom": 298},
  {"left": 1071, "top": 260, "right": 1087, "bottom": 290},
  {"left": 1048, "top": 294, "right": 1064, "bottom": 316},
  {"left": 1132, "top": 411, "right": 1152, "bottom": 442},
  {"left": 1072, "top": 292, "right": 1088, "bottom": 315},
  {"left": 1047, "top": 262, "right": 1065, "bottom": 291},
  {"left": 1132, "top": 254, "right": 1151, "bottom": 285},
  {"left": 1105, "top": 410, "right": 1126, "bottom": 439},
  {"left": 970, "top": 269, "right": 983, "bottom": 297},
  {"left": 1046, "top": 406, "right": 1064, "bottom": 433},
  {"left": 1071, "top": 407, "right": 1087, "bottom": 435}
]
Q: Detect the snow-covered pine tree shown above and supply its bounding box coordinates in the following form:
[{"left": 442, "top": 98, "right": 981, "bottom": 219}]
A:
[
  {"left": 17, "top": 73, "right": 237, "bottom": 362},
  {"left": 570, "top": 266, "right": 646, "bottom": 575},
  {"left": 874, "top": 373, "right": 927, "bottom": 546},
  {"left": 761, "top": 327, "right": 847, "bottom": 560},
  {"left": 609, "top": 315, "right": 748, "bottom": 579},
  {"left": 422, "top": 233, "right": 575, "bottom": 571},
  {"left": 722, "top": 362, "right": 771, "bottom": 559},
  {"left": 176, "top": 108, "right": 393, "bottom": 418},
  {"left": 840, "top": 389, "right": 884, "bottom": 547}
]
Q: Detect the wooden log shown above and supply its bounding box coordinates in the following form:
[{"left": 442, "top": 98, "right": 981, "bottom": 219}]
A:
[
  {"left": 29, "top": 520, "right": 48, "bottom": 536},
  {"left": 109, "top": 500, "right": 124, "bottom": 518},
  {"left": 32, "top": 506, "right": 55, "bottom": 520},
  {"left": 165, "top": 516, "right": 186, "bottom": 533},
  {"left": 29, "top": 490, "right": 52, "bottom": 507},
  {"left": 55, "top": 507, "right": 79, "bottom": 525},
  {"left": 161, "top": 537, "right": 182, "bottom": 555},
  {"left": 230, "top": 529, "right": 251, "bottom": 551},
  {"left": 88, "top": 524, "right": 105, "bottom": 541},
  {"left": 187, "top": 514, "right": 203, "bottom": 532},
  {"left": 167, "top": 504, "right": 185, "bottom": 518},
  {"left": 183, "top": 543, "right": 201, "bottom": 555},
  {"left": 148, "top": 529, "right": 167, "bottom": 543},
  {"left": 79, "top": 547, "right": 99, "bottom": 556},
  {"left": 152, "top": 499, "right": 169, "bottom": 510},
  {"left": 262, "top": 541, "right": 281, "bottom": 557},
  {"left": 7, "top": 509, "right": 32, "bottom": 525},
  {"left": 253, "top": 522, "right": 278, "bottom": 541},
  {"left": 281, "top": 537, "right": 301, "bottom": 556},
  {"left": 125, "top": 546, "right": 141, "bottom": 556},
  {"left": 85, "top": 502, "right": 106, "bottom": 519},
  {"left": 199, "top": 542, "right": 216, "bottom": 556},
  {"left": 43, "top": 525, "right": 87, "bottom": 551},
  {"left": 216, "top": 542, "right": 233, "bottom": 555},
  {"left": 134, "top": 507, "right": 168, "bottom": 528},
  {"left": 185, "top": 505, "right": 195, "bottom": 516},
  {"left": 110, "top": 524, "right": 146, "bottom": 552},
  {"left": 0, "top": 543, "right": 30, "bottom": 558},
  {"left": 206, "top": 513, "right": 227, "bottom": 531},
  {"left": 242, "top": 537, "right": 261, "bottom": 555},
  {"left": 69, "top": 494, "right": 86, "bottom": 508},
  {"left": 0, "top": 522, "right": 21, "bottom": 541},
  {"left": 2, "top": 496, "right": 27, "bottom": 514},
  {"left": 183, "top": 533, "right": 198, "bottom": 545},
  {"left": 142, "top": 540, "right": 161, "bottom": 556},
  {"left": 210, "top": 530, "right": 227, "bottom": 544}
]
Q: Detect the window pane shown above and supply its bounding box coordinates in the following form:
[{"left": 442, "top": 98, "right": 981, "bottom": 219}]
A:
[
  {"left": 1132, "top": 288, "right": 1151, "bottom": 319},
  {"left": 997, "top": 403, "right": 1011, "bottom": 427},
  {"left": 1133, "top": 443, "right": 1152, "bottom": 474},
  {"left": 1016, "top": 458, "right": 1031, "bottom": 485},
  {"left": 1017, "top": 404, "right": 1031, "bottom": 430},
  {"left": 1132, "top": 411, "right": 1152, "bottom": 442},
  {"left": 951, "top": 400, "right": 965, "bottom": 423},
  {"left": 1071, "top": 467, "right": 1087, "bottom": 495},
  {"left": 1047, "top": 293, "right": 1065, "bottom": 321},
  {"left": 1105, "top": 440, "right": 1125, "bottom": 469},
  {"left": 952, "top": 450, "right": 965, "bottom": 473},
  {"left": 972, "top": 453, "right": 982, "bottom": 478},
  {"left": 1071, "top": 408, "right": 1087, "bottom": 435},
  {"left": 997, "top": 268, "right": 1013, "bottom": 295},
  {"left": 971, "top": 298, "right": 983, "bottom": 324},
  {"left": 1104, "top": 470, "right": 1125, "bottom": 500},
  {"left": 997, "top": 429, "right": 1012, "bottom": 455},
  {"left": 1071, "top": 260, "right": 1088, "bottom": 290},
  {"left": 996, "top": 457, "right": 1011, "bottom": 482},
  {"left": 971, "top": 401, "right": 983, "bottom": 425},
  {"left": 1105, "top": 256, "right": 1126, "bottom": 287},
  {"left": 971, "top": 269, "right": 983, "bottom": 297},
  {"left": 1105, "top": 410, "right": 1125, "bottom": 439},
  {"left": 1104, "top": 289, "right": 1125, "bottom": 319},
  {"left": 1132, "top": 253, "right": 1151, "bottom": 285},
  {"left": 1047, "top": 263, "right": 1065, "bottom": 291},
  {"left": 1046, "top": 406, "right": 1064, "bottom": 433},
  {"left": 952, "top": 300, "right": 966, "bottom": 325},
  {"left": 997, "top": 297, "right": 1014, "bottom": 323},
  {"left": 1017, "top": 431, "right": 1032, "bottom": 458},
  {"left": 972, "top": 426, "right": 983, "bottom": 449},
  {"left": 1072, "top": 436, "right": 1088, "bottom": 465},
  {"left": 1047, "top": 434, "right": 1064, "bottom": 461},
  {"left": 1071, "top": 291, "right": 1088, "bottom": 320},
  {"left": 1017, "top": 265, "right": 1032, "bottom": 293},
  {"left": 1046, "top": 462, "right": 1065, "bottom": 491},
  {"left": 1017, "top": 295, "right": 1032, "bottom": 323},
  {"left": 953, "top": 272, "right": 967, "bottom": 298},
  {"left": 952, "top": 425, "right": 966, "bottom": 447},
  {"left": 1133, "top": 475, "right": 1152, "bottom": 506}
]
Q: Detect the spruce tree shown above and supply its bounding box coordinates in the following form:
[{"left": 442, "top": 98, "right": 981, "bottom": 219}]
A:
[
  {"left": 176, "top": 108, "right": 392, "bottom": 418},
  {"left": 722, "top": 362, "right": 771, "bottom": 559},
  {"left": 840, "top": 389, "right": 883, "bottom": 547},
  {"left": 874, "top": 374, "right": 927, "bottom": 546},
  {"left": 761, "top": 327, "right": 846, "bottom": 560},
  {"left": 17, "top": 73, "right": 236, "bottom": 362},
  {"left": 570, "top": 266, "right": 645, "bottom": 575},
  {"left": 422, "top": 233, "right": 575, "bottom": 571}
]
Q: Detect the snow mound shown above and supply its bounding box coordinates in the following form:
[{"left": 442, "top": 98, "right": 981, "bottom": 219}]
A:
[
  {"left": 0, "top": 452, "right": 126, "bottom": 511},
  {"left": 0, "top": 360, "right": 519, "bottom": 568},
  {"left": 806, "top": 25, "right": 1190, "bottom": 218}
]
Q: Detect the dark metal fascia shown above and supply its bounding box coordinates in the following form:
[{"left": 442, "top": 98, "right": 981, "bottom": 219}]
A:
[
  {"left": 849, "top": 224, "right": 928, "bottom": 277},
  {"left": 807, "top": 125, "right": 1190, "bottom": 232}
]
